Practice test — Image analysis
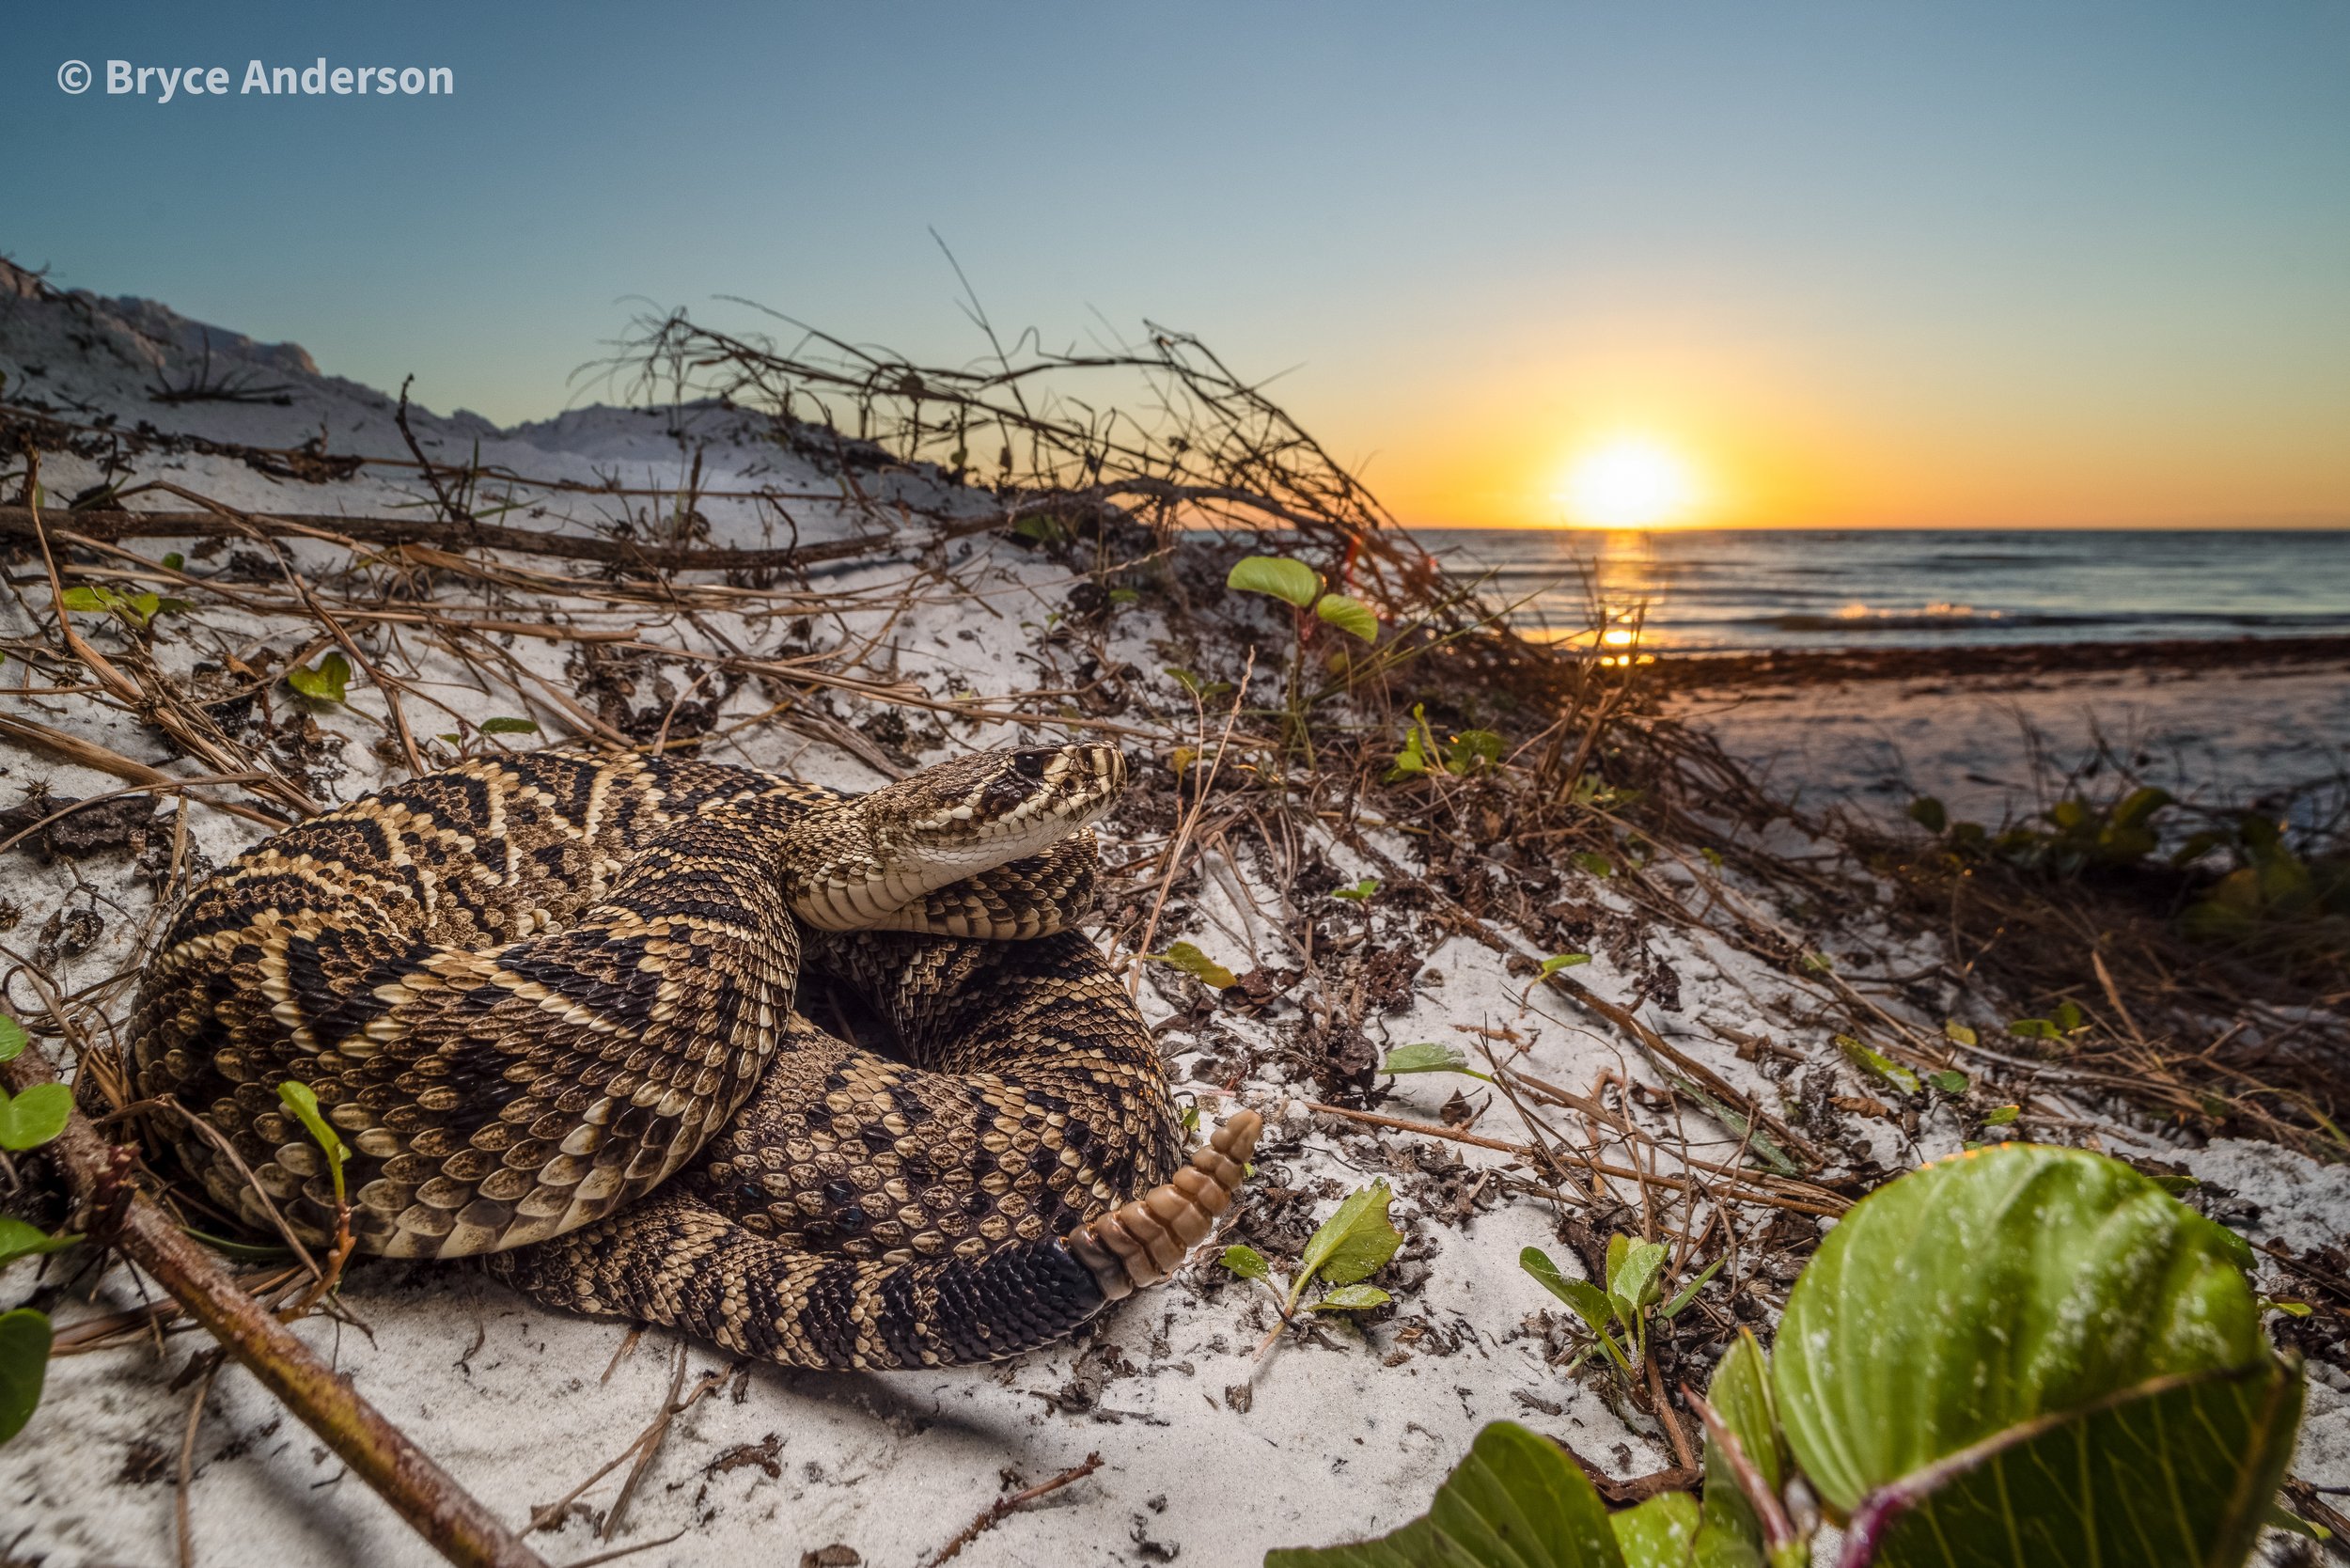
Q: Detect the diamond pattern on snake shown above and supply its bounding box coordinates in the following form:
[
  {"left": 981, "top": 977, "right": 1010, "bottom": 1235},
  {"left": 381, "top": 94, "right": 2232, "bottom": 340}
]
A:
[{"left": 127, "top": 743, "right": 1261, "bottom": 1370}]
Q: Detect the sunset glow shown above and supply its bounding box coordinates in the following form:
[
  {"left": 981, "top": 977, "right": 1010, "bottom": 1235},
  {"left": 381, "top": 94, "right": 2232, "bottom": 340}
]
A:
[{"left": 1558, "top": 437, "right": 1702, "bottom": 529}]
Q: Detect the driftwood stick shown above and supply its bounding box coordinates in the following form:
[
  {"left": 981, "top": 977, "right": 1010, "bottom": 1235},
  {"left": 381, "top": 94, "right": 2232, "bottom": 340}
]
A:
[{"left": 1, "top": 1042, "right": 548, "bottom": 1568}]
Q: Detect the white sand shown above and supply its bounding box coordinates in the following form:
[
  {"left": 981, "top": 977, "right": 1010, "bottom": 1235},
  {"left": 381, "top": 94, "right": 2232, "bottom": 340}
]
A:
[{"left": 1, "top": 271, "right": 2342, "bottom": 1565}]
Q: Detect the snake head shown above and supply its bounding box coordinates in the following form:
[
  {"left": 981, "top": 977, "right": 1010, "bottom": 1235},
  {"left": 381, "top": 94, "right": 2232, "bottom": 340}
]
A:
[
  {"left": 893, "top": 744, "right": 1124, "bottom": 847},
  {"left": 791, "top": 744, "right": 1127, "bottom": 927}
]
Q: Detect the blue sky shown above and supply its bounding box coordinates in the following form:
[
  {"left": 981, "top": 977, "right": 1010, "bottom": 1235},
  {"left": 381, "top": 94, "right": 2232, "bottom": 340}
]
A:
[{"left": 6, "top": 2, "right": 2346, "bottom": 526}]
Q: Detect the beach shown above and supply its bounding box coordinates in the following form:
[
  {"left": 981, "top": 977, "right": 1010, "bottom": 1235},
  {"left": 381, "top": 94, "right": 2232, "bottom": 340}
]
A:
[
  {"left": 0, "top": 264, "right": 2343, "bottom": 1567},
  {"left": 1659, "top": 635, "right": 2350, "bottom": 829}
]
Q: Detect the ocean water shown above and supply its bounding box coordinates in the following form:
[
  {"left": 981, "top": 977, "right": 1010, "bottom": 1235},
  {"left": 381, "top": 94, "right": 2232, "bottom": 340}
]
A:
[{"left": 1428, "top": 528, "right": 2350, "bottom": 651}]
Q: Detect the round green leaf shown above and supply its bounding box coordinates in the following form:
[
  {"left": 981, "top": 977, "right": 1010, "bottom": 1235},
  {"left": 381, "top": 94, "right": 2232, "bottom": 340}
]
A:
[
  {"left": 0, "top": 1013, "right": 24, "bottom": 1063},
  {"left": 1854, "top": 1357, "right": 2302, "bottom": 1568},
  {"left": 286, "top": 651, "right": 352, "bottom": 704},
  {"left": 1221, "top": 1244, "right": 1272, "bottom": 1284},
  {"left": 0, "top": 1083, "right": 71, "bottom": 1152},
  {"left": 1310, "top": 1284, "right": 1392, "bottom": 1312},
  {"left": 1315, "top": 593, "right": 1379, "bottom": 643},
  {"left": 0, "top": 1217, "right": 80, "bottom": 1268},
  {"left": 1611, "top": 1492, "right": 1699, "bottom": 1568},
  {"left": 1266, "top": 1420, "right": 1628, "bottom": 1567},
  {"left": 1773, "top": 1143, "right": 2265, "bottom": 1516},
  {"left": 1227, "top": 556, "right": 1321, "bottom": 609},
  {"left": 1305, "top": 1182, "right": 1403, "bottom": 1288},
  {"left": 0, "top": 1308, "right": 52, "bottom": 1446}
]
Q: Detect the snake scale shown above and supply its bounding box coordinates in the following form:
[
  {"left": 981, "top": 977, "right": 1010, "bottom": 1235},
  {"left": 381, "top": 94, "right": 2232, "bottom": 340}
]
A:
[{"left": 126, "top": 744, "right": 1261, "bottom": 1370}]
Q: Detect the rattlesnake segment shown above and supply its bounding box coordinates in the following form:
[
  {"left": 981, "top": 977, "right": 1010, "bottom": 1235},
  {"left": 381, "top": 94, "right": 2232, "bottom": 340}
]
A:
[{"left": 128, "top": 745, "right": 1261, "bottom": 1370}]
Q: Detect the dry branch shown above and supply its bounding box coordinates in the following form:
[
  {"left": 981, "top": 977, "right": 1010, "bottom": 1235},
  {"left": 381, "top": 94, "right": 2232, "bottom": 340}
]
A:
[
  {"left": 0, "top": 504, "right": 956, "bottom": 574},
  {"left": 1, "top": 1042, "right": 547, "bottom": 1568}
]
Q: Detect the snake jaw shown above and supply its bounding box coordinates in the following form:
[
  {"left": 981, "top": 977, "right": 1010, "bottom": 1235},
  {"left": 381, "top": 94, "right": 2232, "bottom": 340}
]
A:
[{"left": 1064, "top": 1108, "right": 1263, "bottom": 1302}]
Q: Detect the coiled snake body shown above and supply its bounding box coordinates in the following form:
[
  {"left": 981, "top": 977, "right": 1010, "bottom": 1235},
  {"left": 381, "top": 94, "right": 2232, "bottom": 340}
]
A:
[{"left": 128, "top": 745, "right": 1260, "bottom": 1370}]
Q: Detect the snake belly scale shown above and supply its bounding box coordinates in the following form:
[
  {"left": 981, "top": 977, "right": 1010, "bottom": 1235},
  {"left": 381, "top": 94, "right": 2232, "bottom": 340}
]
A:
[{"left": 126, "top": 745, "right": 1261, "bottom": 1370}]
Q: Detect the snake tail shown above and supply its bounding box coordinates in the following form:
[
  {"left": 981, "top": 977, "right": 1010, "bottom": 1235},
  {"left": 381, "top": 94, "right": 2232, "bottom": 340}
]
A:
[{"left": 1064, "top": 1109, "right": 1262, "bottom": 1301}]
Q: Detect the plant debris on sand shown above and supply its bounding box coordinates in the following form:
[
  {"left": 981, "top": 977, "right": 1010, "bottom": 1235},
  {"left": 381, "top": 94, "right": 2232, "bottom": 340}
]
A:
[{"left": 0, "top": 259, "right": 2342, "bottom": 1565}]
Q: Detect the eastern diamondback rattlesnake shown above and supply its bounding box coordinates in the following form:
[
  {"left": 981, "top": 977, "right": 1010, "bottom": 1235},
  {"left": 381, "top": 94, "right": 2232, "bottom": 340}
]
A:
[{"left": 127, "top": 745, "right": 1261, "bottom": 1370}]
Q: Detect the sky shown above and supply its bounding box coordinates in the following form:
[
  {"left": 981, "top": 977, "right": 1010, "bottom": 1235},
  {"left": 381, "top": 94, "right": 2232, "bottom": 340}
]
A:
[{"left": 4, "top": 1, "right": 2346, "bottom": 530}]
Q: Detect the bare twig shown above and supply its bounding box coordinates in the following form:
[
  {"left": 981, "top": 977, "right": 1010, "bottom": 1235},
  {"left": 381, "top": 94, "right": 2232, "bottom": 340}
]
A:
[{"left": 925, "top": 1452, "right": 1104, "bottom": 1567}]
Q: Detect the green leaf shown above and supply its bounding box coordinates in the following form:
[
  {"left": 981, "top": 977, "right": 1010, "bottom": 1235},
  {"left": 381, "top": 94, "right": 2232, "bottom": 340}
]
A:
[
  {"left": 1311, "top": 1284, "right": 1392, "bottom": 1313},
  {"left": 57, "top": 586, "right": 111, "bottom": 613},
  {"left": 2052, "top": 999, "right": 2084, "bottom": 1034},
  {"left": 1315, "top": 593, "right": 1379, "bottom": 643},
  {"left": 1446, "top": 729, "right": 1505, "bottom": 775},
  {"left": 162, "top": 552, "right": 185, "bottom": 572},
  {"left": 1151, "top": 941, "right": 1236, "bottom": 990},
  {"left": 2007, "top": 1017, "right": 2060, "bottom": 1041},
  {"left": 1264, "top": 1420, "right": 1629, "bottom": 1567},
  {"left": 1386, "top": 727, "right": 1430, "bottom": 779},
  {"left": 0, "top": 1217, "right": 80, "bottom": 1269},
  {"left": 1609, "top": 1240, "right": 1668, "bottom": 1322},
  {"left": 1333, "top": 877, "right": 1380, "bottom": 902},
  {"left": 1304, "top": 1182, "right": 1403, "bottom": 1289},
  {"left": 478, "top": 716, "right": 539, "bottom": 735},
  {"left": 1772, "top": 1143, "right": 2274, "bottom": 1519},
  {"left": 1835, "top": 1036, "right": 1921, "bottom": 1096},
  {"left": 1539, "top": 952, "right": 1591, "bottom": 979},
  {"left": 1852, "top": 1358, "right": 2302, "bottom": 1568},
  {"left": 0, "top": 1014, "right": 24, "bottom": 1063},
  {"left": 1162, "top": 666, "right": 1233, "bottom": 703},
  {"left": 285, "top": 651, "right": 352, "bottom": 705},
  {"left": 1380, "top": 1042, "right": 1487, "bottom": 1079},
  {"left": 1906, "top": 796, "right": 1948, "bottom": 834},
  {"left": 1522, "top": 1247, "right": 1629, "bottom": 1370},
  {"left": 1573, "top": 852, "right": 1614, "bottom": 878},
  {"left": 275, "top": 1079, "right": 347, "bottom": 1207},
  {"left": 0, "top": 1308, "right": 52, "bottom": 1446},
  {"left": 1942, "top": 1019, "right": 1978, "bottom": 1047},
  {"left": 1982, "top": 1105, "right": 2020, "bottom": 1125},
  {"left": 1926, "top": 1069, "right": 1969, "bottom": 1095},
  {"left": 2109, "top": 784, "right": 2173, "bottom": 831},
  {"left": 1227, "top": 556, "right": 1322, "bottom": 609},
  {"left": 1611, "top": 1491, "right": 1700, "bottom": 1568},
  {"left": 1221, "top": 1244, "right": 1273, "bottom": 1284},
  {"left": 0, "top": 1083, "right": 71, "bottom": 1152},
  {"left": 1108, "top": 587, "right": 1140, "bottom": 606},
  {"left": 1660, "top": 1256, "right": 1726, "bottom": 1319},
  {"left": 1694, "top": 1330, "right": 1789, "bottom": 1568}
]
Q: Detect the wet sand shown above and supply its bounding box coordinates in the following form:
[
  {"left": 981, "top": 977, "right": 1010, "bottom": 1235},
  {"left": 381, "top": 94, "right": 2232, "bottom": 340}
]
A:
[{"left": 1656, "top": 636, "right": 2350, "bottom": 827}]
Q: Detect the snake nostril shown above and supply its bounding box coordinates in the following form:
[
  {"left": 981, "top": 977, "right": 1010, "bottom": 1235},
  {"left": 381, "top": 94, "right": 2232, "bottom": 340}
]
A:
[{"left": 1010, "top": 750, "right": 1050, "bottom": 780}]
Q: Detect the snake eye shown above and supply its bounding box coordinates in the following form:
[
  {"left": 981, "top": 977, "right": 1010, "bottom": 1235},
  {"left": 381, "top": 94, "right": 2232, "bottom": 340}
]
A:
[{"left": 1010, "top": 750, "right": 1051, "bottom": 780}]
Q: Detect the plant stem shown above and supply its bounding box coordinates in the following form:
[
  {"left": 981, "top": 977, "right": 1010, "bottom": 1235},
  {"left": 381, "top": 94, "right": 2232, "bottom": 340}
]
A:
[{"left": 2, "top": 1042, "right": 547, "bottom": 1568}]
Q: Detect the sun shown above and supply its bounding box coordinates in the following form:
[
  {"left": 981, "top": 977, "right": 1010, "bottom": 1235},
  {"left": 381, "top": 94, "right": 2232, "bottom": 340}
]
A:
[{"left": 1558, "top": 436, "right": 1701, "bottom": 529}]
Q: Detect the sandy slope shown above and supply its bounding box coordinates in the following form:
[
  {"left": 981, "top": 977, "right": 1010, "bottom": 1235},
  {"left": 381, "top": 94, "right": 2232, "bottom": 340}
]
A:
[{"left": 0, "top": 271, "right": 2342, "bottom": 1566}]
